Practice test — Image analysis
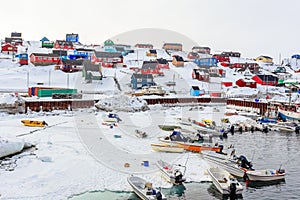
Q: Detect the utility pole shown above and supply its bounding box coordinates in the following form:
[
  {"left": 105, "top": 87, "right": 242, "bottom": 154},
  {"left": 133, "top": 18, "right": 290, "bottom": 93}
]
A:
[
  {"left": 27, "top": 71, "right": 29, "bottom": 88},
  {"left": 48, "top": 70, "right": 51, "bottom": 86},
  {"left": 67, "top": 74, "right": 69, "bottom": 88}
]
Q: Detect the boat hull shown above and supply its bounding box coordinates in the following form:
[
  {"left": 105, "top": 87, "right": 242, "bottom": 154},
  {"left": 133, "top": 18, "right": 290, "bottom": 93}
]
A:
[
  {"left": 127, "top": 176, "right": 167, "bottom": 200},
  {"left": 151, "top": 143, "right": 184, "bottom": 153},
  {"left": 21, "top": 120, "right": 46, "bottom": 127},
  {"left": 156, "top": 160, "right": 186, "bottom": 185},
  {"left": 246, "top": 169, "right": 285, "bottom": 182},
  {"left": 207, "top": 167, "right": 243, "bottom": 195},
  {"left": 278, "top": 108, "right": 300, "bottom": 121},
  {"left": 203, "top": 156, "right": 246, "bottom": 178}
]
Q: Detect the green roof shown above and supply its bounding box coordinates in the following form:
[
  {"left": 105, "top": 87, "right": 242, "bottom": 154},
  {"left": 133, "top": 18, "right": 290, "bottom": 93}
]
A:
[{"left": 104, "top": 39, "right": 114, "bottom": 46}]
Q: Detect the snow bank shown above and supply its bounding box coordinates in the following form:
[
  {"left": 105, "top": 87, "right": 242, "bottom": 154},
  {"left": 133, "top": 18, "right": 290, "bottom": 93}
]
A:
[
  {"left": 0, "top": 137, "right": 24, "bottom": 158},
  {"left": 95, "top": 95, "right": 149, "bottom": 112},
  {"left": 0, "top": 93, "right": 19, "bottom": 104}
]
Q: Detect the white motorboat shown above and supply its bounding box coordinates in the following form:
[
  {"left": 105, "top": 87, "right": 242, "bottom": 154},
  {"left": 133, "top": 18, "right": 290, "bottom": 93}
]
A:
[
  {"left": 203, "top": 154, "right": 246, "bottom": 178},
  {"left": 127, "top": 176, "right": 167, "bottom": 200},
  {"left": 245, "top": 168, "right": 286, "bottom": 182},
  {"left": 207, "top": 167, "right": 243, "bottom": 195},
  {"left": 202, "top": 150, "right": 254, "bottom": 178},
  {"left": 267, "top": 121, "right": 299, "bottom": 133},
  {"left": 156, "top": 159, "right": 186, "bottom": 185}
]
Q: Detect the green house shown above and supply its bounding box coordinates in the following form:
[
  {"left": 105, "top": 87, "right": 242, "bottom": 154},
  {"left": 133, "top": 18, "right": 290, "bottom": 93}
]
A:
[{"left": 82, "top": 60, "right": 102, "bottom": 82}]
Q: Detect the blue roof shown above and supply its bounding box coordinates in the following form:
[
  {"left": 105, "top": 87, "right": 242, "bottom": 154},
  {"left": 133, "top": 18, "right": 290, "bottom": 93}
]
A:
[{"left": 40, "top": 37, "right": 49, "bottom": 42}]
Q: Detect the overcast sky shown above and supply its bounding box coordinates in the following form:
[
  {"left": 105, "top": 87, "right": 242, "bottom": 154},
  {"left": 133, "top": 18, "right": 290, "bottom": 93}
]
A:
[{"left": 1, "top": 0, "right": 299, "bottom": 62}]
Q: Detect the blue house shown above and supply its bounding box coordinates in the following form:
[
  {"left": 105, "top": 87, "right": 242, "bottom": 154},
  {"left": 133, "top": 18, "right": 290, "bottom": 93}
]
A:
[
  {"left": 68, "top": 50, "right": 89, "bottom": 60},
  {"left": 66, "top": 33, "right": 79, "bottom": 43},
  {"left": 190, "top": 86, "right": 201, "bottom": 96},
  {"left": 131, "top": 74, "right": 154, "bottom": 90},
  {"left": 194, "top": 57, "right": 217, "bottom": 67}
]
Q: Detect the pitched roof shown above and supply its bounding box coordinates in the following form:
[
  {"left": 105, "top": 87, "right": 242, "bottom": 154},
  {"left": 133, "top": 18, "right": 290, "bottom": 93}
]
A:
[
  {"left": 173, "top": 55, "right": 184, "bottom": 61},
  {"left": 258, "top": 55, "right": 272, "bottom": 59},
  {"left": 83, "top": 60, "right": 100, "bottom": 71},
  {"left": 11, "top": 32, "right": 22, "bottom": 37},
  {"left": 30, "top": 53, "right": 60, "bottom": 57},
  {"left": 62, "top": 59, "right": 84, "bottom": 65},
  {"left": 149, "top": 49, "right": 157, "bottom": 54},
  {"left": 141, "top": 61, "right": 158, "bottom": 69},
  {"left": 66, "top": 33, "right": 78, "bottom": 37},
  {"left": 52, "top": 50, "right": 68, "bottom": 56},
  {"left": 257, "top": 74, "right": 278, "bottom": 81},
  {"left": 132, "top": 73, "right": 154, "bottom": 79},
  {"left": 163, "top": 43, "right": 182, "bottom": 46},
  {"left": 191, "top": 86, "right": 200, "bottom": 90},
  {"left": 55, "top": 40, "right": 73, "bottom": 46},
  {"left": 94, "top": 51, "right": 122, "bottom": 58},
  {"left": 156, "top": 58, "right": 168, "bottom": 64},
  {"left": 192, "top": 46, "right": 210, "bottom": 50}
]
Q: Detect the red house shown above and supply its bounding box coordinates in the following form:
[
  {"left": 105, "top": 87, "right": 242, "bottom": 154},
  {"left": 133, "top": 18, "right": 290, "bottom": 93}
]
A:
[
  {"left": 54, "top": 40, "right": 74, "bottom": 50},
  {"left": 30, "top": 53, "right": 60, "bottom": 66},
  {"left": 91, "top": 51, "right": 123, "bottom": 68},
  {"left": 213, "top": 54, "right": 230, "bottom": 62},
  {"left": 140, "top": 61, "right": 163, "bottom": 76},
  {"left": 192, "top": 69, "right": 209, "bottom": 82},
  {"left": 252, "top": 75, "right": 278, "bottom": 86},
  {"left": 236, "top": 78, "right": 257, "bottom": 88},
  {"left": 1, "top": 43, "right": 18, "bottom": 54},
  {"left": 156, "top": 58, "right": 169, "bottom": 69}
]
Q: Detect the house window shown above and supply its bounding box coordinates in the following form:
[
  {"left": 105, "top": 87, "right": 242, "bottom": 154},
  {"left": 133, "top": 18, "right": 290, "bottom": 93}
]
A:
[
  {"left": 137, "top": 83, "right": 142, "bottom": 88},
  {"left": 136, "top": 78, "right": 142, "bottom": 82},
  {"left": 147, "top": 78, "right": 153, "bottom": 82}
]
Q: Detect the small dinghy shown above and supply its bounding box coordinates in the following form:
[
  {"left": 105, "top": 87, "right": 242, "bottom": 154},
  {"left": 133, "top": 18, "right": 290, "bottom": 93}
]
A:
[
  {"left": 207, "top": 167, "right": 243, "bottom": 195},
  {"left": 127, "top": 175, "right": 167, "bottom": 200},
  {"left": 245, "top": 168, "right": 286, "bottom": 182},
  {"left": 21, "top": 120, "right": 48, "bottom": 127},
  {"left": 156, "top": 159, "right": 186, "bottom": 185},
  {"left": 135, "top": 129, "right": 147, "bottom": 138}
]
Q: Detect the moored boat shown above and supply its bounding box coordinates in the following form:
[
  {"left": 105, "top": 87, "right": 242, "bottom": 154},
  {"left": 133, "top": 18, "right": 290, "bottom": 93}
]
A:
[
  {"left": 207, "top": 167, "right": 243, "bottom": 195},
  {"left": 202, "top": 151, "right": 254, "bottom": 178},
  {"left": 267, "top": 121, "right": 299, "bottom": 133},
  {"left": 278, "top": 104, "right": 300, "bottom": 121},
  {"left": 245, "top": 168, "right": 286, "bottom": 182},
  {"left": 159, "top": 131, "right": 221, "bottom": 153},
  {"left": 156, "top": 159, "right": 186, "bottom": 185},
  {"left": 127, "top": 176, "right": 167, "bottom": 200},
  {"left": 21, "top": 120, "right": 48, "bottom": 127},
  {"left": 151, "top": 143, "right": 184, "bottom": 153}
]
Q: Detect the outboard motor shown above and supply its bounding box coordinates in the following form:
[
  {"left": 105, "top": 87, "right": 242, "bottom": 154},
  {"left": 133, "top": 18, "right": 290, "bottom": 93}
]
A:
[
  {"left": 156, "top": 191, "right": 163, "bottom": 200},
  {"left": 174, "top": 170, "right": 183, "bottom": 184},
  {"left": 229, "top": 182, "right": 237, "bottom": 200}
]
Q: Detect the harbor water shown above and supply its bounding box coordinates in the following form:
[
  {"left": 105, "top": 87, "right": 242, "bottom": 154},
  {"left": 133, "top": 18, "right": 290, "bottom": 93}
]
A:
[{"left": 70, "top": 129, "right": 300, "bottom": 200}]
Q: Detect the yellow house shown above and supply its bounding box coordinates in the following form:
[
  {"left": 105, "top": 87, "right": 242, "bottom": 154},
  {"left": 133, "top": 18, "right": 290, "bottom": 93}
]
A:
[
  {"left": 255, "top": 55, "right": 273, "bottom": 63},
  {"left": 172, "top": 55, "right": 184, "bottom": 67},
  {"left": 146, "top": 49, "right": 157, "bottom": 57}
]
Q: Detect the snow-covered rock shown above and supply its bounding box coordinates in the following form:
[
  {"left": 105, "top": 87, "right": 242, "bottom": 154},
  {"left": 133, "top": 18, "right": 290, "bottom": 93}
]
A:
[
  {"left": 0, "top": 137, "right": 24, "bottom": 159},
  {"left": 95, "top": 95, "right": 149, "bottom": 112}
]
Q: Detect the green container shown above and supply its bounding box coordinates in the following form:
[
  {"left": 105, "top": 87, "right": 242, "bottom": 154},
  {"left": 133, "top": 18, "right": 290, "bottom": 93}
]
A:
[{"left": 38, "top": 88, "right": 77, "bottom": 97}]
